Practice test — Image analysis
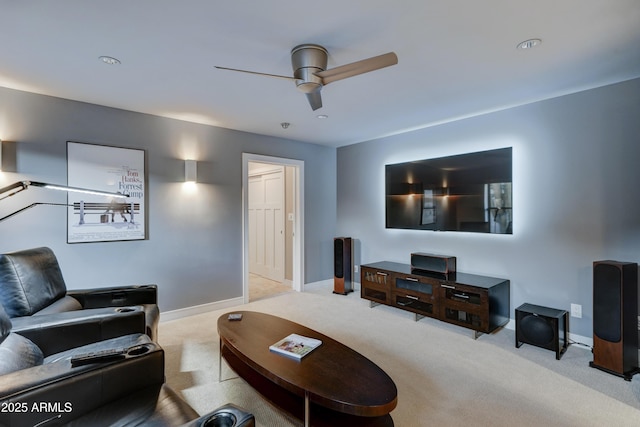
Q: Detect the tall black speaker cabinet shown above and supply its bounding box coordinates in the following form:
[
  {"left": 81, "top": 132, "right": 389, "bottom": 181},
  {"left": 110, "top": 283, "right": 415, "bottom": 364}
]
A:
[
  {"left": 333, "top": 237, "right": 353, "bottom": 295},
  {"left": 590, "top": 260, "right": 639, "bottom": 380}
]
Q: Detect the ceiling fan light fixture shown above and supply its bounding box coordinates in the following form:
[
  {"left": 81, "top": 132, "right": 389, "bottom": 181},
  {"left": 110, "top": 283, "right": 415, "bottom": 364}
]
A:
[
  {"left": 216, "top": 43, "right": 398, "bottom": 111},
  {"left": 517, "top": 39, "right": 542, "bottom": 50},
  {"left": 99, "top": 55, "right": 121, "bottom": 65}
]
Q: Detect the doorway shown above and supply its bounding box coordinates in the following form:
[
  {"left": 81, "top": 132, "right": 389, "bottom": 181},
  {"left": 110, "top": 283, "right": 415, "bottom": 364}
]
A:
[{"left": 242, "top": 153, "right": 304, "bottom": 303}]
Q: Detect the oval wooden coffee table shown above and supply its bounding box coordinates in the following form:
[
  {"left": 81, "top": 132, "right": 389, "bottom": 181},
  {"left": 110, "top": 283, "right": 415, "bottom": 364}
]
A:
[{"left": 218, "top": 311, "right": 397, "bottom": 427}]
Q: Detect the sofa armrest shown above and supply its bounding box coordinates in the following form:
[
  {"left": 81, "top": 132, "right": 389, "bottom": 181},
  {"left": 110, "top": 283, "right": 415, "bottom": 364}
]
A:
[
  {"left": 67, "top": 284, "right": 158, "bottom": 308},
  {"left": 66, "top": 383, "right": 200, "bottom": 426},
  {"left": 11, "top": 307, "right": 146, "bottom": 357},
  {"left": 0, "top": 345, "right": 164, "bottom": 427}
]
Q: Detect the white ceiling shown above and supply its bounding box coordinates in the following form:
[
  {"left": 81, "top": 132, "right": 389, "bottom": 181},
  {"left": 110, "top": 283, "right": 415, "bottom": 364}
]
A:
[{"left": 1, "top": 1, "right": 639, "bottom": 148}]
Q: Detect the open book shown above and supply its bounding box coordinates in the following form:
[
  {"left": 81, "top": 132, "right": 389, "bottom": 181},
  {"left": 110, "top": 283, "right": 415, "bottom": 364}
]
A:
[{"left": 269, "top": 334, "right": 322, "bottom": 360}]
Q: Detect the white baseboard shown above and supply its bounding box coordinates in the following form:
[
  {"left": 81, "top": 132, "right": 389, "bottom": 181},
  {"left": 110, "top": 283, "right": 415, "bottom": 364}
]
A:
[
  {"left": 160, "top": 296, "right": 244, "bottom": 322},
  {"left": 303, "top": 278, "right": 363, "bottom": 292},
  {"left": 160, "top": 280, "right": 331, "bottom": 322},
  {"left": 302, "top": 279, "right": 333, "bottom": 291},
  {"left": 568, "top": 334, "right": 593, "bottom": 349}
]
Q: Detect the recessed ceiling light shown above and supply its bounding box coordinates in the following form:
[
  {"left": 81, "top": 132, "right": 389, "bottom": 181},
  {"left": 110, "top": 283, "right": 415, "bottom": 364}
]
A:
[
  {"left": 316, "top": 114, "right": 328, "bottom": 119},
  {"left": 517, "top": 39, "right": 542, "bottom": 50},
  {"left": 280, "top": 122, "right": 290, "bottom": 129},
  {"left": 99, "top": 56, "right": 121, "bottom": 65}
]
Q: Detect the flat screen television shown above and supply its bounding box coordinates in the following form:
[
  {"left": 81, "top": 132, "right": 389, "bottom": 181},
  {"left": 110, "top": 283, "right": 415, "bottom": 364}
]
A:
[{"left": 385, "top": 147, "right": 512, "bottom": 233}]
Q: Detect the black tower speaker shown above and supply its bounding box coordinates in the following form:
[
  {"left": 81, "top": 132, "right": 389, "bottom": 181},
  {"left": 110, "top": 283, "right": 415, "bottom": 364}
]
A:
[
  {"left": 590, "top": 260, "right": 639, "bottom": 380},
  {"left": 333, "top": 237, "right": 353, "bottom": 295}
]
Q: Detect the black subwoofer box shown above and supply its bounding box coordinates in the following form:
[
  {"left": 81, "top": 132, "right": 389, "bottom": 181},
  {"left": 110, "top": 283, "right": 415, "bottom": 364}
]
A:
[
  {"left": 333, "top": 237, "right": 353, "bottom": 295},
  {"left": 590, "top": 260, "right": 639, "bottom": 380},
  {"left": 515, "top": 303, "right": 568, "bottom": 360}
]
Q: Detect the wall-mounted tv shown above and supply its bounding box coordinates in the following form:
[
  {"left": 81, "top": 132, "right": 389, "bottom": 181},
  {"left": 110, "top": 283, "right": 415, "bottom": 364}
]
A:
[{"left": 385, "top": 147, "right": 512, "bottom": 234}]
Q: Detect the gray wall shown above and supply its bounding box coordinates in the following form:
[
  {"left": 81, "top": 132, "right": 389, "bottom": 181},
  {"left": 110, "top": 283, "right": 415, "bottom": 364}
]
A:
[
  {"left": 337, "top": 78, "right": 640, "bottom": 338},
  {"left": 0, "top": 87, "right": 337, "bottom": 312}
]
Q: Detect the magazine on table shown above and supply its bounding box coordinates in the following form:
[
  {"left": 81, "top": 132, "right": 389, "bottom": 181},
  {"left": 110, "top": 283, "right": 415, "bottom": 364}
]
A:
[{"left": 269, "top": 333, "right": 322, "bottom": 360}]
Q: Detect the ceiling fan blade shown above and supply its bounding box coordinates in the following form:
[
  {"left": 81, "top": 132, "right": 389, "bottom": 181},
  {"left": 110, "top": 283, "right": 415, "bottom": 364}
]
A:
[
  {"left": 316, "top": 52, "right": 398, "bottom": 85},
  {"left": 306, "top": 92, "right": 323, "bottom": 111},
  {"left": 214, "top": 66, "right": 295, "bottom": 81}
]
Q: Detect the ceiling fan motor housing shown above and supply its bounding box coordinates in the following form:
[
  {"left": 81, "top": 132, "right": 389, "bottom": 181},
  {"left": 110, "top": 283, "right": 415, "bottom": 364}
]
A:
[{"left": 291, "top": 44, "right": 327, "bottom": 94}]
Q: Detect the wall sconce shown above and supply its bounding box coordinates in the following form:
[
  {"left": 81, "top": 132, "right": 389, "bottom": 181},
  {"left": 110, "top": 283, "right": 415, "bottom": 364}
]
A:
[
  {"left": 407, "top": 183, "right": 423, "bottom": 195},
  {"left": 185, "top": 159, "right": 197, "bottom": 183},
  {"left": 388, "top": 182, "right": 423, "bottom": 196},
  {"left": 435, "top": 187, "right": 450, "bottom": 197}
]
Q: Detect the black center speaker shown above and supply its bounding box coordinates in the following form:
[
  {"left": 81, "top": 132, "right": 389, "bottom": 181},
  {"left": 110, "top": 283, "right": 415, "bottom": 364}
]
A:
[
  {"left": 410, "top": 252, "right": 456, "bottom": 275},
  {"left": 333, "top": 237, "right": 353, "bottom": 295},
  {"left": 590, "top": 260, "right": 639, "bottom": 380}
]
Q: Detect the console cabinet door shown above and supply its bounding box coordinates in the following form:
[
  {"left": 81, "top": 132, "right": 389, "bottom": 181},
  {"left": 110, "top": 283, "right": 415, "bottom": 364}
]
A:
[
  {"left": 361, "top": 267, "right": 392, "bottom": 304},
  {"left": 393, "top": 275, "right": 438, "bottom": 318},
  {"left": 439, "top": 283, "right": 489, "bottom": 332}
]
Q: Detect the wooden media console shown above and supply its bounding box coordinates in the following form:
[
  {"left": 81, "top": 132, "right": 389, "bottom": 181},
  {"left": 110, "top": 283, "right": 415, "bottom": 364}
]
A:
[{"left": 361, "top": 261, "right": 510, "bottom": 338}]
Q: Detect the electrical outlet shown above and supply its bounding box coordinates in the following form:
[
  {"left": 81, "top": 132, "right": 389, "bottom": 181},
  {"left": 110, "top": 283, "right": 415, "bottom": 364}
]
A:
[{"left": 570, "top": 303, "right": 582, "bottom": 318}]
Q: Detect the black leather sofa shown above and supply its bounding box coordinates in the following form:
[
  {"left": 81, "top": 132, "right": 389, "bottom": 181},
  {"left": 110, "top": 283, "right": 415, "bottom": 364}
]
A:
[
  {"left": 0, "top": 246, "right": 159, "bottom": 340},
  {"left": 0, "top": 304, "right": 255, "bottom": 426}
]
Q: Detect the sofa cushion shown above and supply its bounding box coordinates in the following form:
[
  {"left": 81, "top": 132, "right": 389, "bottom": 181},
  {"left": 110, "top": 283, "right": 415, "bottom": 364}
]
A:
[
  {"left": 0, "top": 333, "right": 44, "bottom": 375},
  {"left": 0, "top": 247, "right": 67, "bottom": 317},
  {"left": 35, "top": 295, "right": 82, "bottom": 315},
  {"left": 0, "top": 305, "right": 45, "bottom": 375}
]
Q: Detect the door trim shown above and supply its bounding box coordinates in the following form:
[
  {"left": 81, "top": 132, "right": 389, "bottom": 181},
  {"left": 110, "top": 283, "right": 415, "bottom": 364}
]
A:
[{"left": 242, "top": 153, "right": 304, "bottom": 304}]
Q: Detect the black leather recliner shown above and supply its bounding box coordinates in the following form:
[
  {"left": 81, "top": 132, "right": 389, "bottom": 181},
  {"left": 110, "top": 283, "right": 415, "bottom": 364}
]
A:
[
  {"left": 0, "top": 246, "right": 159, "bottom": 340},
  {"left": 9, "top": 305, "right": 148, "bottom": 357},
  {"left": 0, "top": 304, "right": 255, "bottom": 427}
]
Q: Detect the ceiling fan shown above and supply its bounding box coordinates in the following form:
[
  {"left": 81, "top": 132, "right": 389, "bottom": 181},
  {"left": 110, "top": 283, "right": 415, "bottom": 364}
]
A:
[{"left": 215, "top": 44, "right": 398, "bottom": 111}]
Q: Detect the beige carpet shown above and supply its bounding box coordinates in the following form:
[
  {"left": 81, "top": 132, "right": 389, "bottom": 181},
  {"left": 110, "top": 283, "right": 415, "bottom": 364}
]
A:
[
  {"left": 249, "top": 273, "right": 293, "bottom": 302},
  {"left": 159, "top": 284, "right": 640, "bottom": 426}
]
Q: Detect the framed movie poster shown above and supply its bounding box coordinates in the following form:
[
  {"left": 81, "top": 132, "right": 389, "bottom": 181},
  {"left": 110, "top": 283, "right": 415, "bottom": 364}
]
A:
[{"left": 67, "top": 141, "right": 146, "bottom": 243}]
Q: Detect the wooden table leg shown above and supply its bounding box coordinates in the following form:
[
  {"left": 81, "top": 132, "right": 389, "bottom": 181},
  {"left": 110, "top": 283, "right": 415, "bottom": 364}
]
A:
[
  {"left": 218, "top": 338, "right": 222, "bottom": 382},
  {"left": 305, "top": 391, "right": 310, "bottom": 427}
]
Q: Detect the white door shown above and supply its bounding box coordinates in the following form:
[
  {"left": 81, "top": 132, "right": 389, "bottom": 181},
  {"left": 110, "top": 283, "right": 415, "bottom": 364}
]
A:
[
  {"left": 248, "top": 175, "right": 264, "bottom": 276},
  {"left": 248, "top": 165, "right": 285, "bottom": 282},
  {"left": 243, "top": 153, "right": 305, "bottom": 304}
]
